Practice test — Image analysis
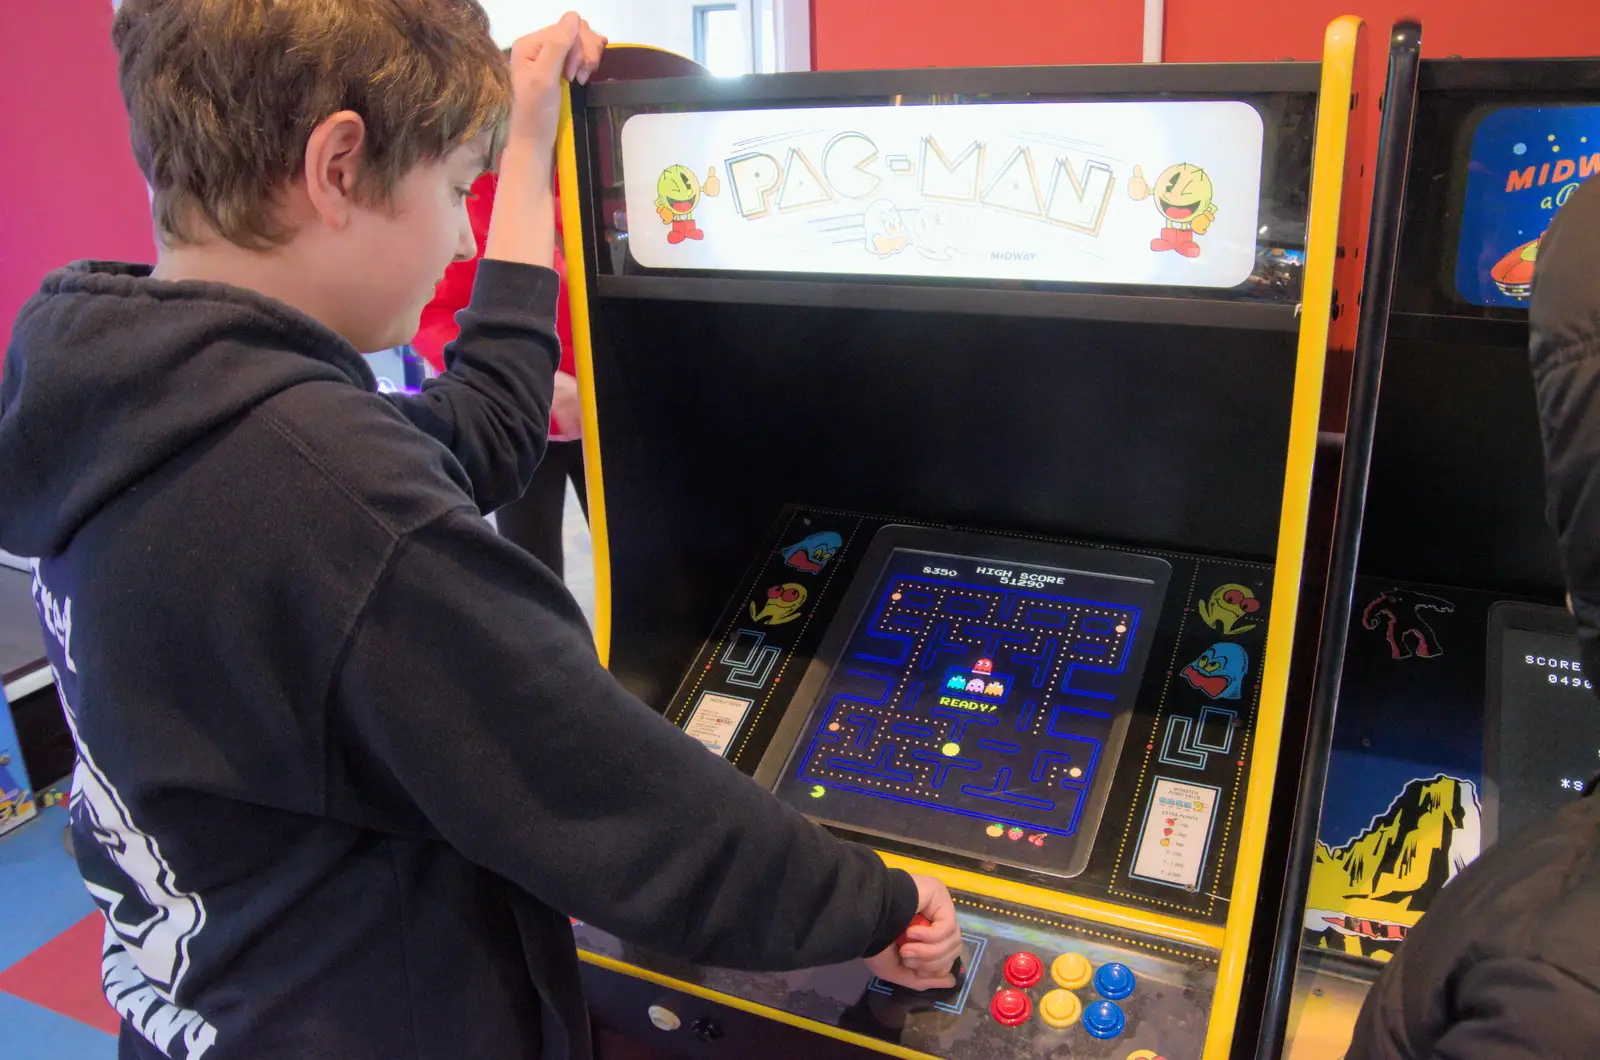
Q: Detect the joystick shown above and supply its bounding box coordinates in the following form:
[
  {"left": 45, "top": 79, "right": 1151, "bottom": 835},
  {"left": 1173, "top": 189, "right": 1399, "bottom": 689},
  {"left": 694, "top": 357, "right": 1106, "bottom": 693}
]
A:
[
  {"left": 891, "top": 915, "right": 963, "bottom": 981},
  {"left": 894, "top": 914, "right": 931, "bottom": 948}
]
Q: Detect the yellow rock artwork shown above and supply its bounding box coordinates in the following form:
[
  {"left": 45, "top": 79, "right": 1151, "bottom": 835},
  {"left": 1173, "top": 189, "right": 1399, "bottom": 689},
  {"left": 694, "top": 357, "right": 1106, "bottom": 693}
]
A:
[{"left": 1301, "top": 775, "right": 1481, "bottom": 962}]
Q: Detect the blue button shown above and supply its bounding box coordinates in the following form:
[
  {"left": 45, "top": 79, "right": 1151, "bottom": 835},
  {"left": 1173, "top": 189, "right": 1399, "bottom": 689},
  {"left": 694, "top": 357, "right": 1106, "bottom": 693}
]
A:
[
  {"left": 1094, "top": 961, "right": 1136, "bottom": 1000},
  {"left": 1082, "top": 999, "right": 1126, "bottom": 1039}
]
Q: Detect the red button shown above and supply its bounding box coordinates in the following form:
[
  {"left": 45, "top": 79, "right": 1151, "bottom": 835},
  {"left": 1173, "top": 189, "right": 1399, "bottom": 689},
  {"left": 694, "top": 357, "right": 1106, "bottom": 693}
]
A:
[
  {"left": 990, "top": 988, "right": 1032, "bottom": 1026},
  {"left": 1004, "top": 951, "right": 1045, "bottom": 989}
]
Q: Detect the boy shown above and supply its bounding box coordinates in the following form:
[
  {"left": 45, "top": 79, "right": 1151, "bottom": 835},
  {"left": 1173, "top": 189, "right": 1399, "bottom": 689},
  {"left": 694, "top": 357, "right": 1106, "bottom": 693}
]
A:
[
  {"left": 1344, "top": 177, "right": 1600, "bottom": 1057},
  {"left": 0, "top": 5, "right": 961, "bottom": 1059}
]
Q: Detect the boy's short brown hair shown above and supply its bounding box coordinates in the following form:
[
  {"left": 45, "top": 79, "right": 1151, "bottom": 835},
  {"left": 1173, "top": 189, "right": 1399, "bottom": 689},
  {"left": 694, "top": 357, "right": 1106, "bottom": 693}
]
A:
[{"left": 113, "top": 0, "right": 511, "bottom": 249}]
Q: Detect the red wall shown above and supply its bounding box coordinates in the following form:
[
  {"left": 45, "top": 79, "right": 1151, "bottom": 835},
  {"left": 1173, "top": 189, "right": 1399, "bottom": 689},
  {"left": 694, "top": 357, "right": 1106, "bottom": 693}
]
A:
[
  {"left": 815, "top": 1, "right": 1600, "bottom": 70},
  {"left": 1, "top": 0, "right": 153, "bottom": 345},
  {"left": 814, "top": 0, "right": 1144, "bottom": 69},
  {"left": 1162, "top": 0, "right": 1600, "bottom": 63}
]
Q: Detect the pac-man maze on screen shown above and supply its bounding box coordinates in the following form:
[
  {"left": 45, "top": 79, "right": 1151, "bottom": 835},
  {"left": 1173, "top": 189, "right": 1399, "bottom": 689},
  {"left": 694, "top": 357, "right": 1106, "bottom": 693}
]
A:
[{"left": 782, "top": 551, "right": 1160, "bottom": 875}]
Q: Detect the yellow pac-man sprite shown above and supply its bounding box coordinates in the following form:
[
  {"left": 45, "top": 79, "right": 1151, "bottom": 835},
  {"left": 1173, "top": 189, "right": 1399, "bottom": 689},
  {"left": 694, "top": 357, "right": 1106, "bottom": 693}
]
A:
[
  {"left": 655, "top": 164, "right": 722, "bottom": 244},
  {"left": 1128, "top": 163, "right": 1217, "bottom": 259}
]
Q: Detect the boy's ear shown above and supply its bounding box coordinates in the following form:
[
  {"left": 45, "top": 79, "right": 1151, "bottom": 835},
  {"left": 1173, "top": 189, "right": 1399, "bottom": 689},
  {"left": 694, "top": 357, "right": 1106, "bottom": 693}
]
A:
[{"left": 303, "top": 111, "right": 368, "bottom": 229}]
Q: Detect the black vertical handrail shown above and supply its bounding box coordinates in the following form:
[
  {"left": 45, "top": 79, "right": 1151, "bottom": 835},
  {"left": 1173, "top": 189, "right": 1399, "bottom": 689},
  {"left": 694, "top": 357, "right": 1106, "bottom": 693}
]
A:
[{"left": 1255, "top": 20, "right": 1423, "bottom": 1059}]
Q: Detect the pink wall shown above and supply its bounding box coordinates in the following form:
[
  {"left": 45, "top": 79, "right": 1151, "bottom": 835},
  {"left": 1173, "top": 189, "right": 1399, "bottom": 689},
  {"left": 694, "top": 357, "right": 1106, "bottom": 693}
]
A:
[{"left": 1, "top": 0, "right": 153, "bottom": 345}]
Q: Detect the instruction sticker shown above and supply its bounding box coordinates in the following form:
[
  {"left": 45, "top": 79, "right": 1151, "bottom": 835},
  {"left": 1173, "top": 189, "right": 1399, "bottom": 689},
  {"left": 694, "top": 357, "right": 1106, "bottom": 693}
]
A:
[
  {"left": 684, "top": 692, "right": 753, "bottom": 757},
  {"left": 1130, "top": 777, "right": 1221, "bottom": 890}
]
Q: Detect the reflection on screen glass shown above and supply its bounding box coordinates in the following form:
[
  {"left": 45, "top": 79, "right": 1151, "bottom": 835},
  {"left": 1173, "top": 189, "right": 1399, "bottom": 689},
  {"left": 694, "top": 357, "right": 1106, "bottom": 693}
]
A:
[{"left": 1495, "top": 627, "right": 1598, "bottom": 837}]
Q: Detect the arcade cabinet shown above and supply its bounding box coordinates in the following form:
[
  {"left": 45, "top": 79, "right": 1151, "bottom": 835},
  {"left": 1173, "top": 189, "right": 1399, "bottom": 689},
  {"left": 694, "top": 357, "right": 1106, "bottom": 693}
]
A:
[
  {"left": 1272, "top": 49, "right": 1600, "bottom": 1059},
  {"left": 558, "top": 21, "right": 1363, "bottom": 1059}
]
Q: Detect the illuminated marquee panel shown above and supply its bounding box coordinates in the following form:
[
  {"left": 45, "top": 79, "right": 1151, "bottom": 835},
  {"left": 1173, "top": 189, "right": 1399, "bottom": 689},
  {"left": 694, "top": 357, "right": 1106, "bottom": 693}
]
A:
[
  {"left": 1454, "top": 104, "right": 1600, "bottom": 308},
  {"left": 620, "top": 101, "right": 1265, "bottom": 288}
]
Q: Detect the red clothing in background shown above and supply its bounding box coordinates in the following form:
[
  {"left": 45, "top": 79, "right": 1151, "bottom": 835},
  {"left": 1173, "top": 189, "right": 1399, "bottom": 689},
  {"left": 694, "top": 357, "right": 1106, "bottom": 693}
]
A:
[{"left": 414, "top": 171, "right": 577, "bottom": 383}]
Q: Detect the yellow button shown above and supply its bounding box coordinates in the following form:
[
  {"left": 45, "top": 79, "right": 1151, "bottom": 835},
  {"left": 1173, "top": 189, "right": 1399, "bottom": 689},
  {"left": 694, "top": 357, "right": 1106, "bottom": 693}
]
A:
[
  {"left": 1039, "top": 988, "right": 1083, "bottom": 1030},
  {"left": 1051, "top": 952, "right": 1092, "bottom": 990},
  {"left": 1126, "top": 1052, "right": 1162, "bottom": 1060}
]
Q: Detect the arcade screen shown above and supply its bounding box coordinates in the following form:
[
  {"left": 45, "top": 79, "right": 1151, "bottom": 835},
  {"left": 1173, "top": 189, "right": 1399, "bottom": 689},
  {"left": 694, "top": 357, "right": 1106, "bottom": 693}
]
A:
[
  {"left": 1486, "top": 602, "right": 1600, "bottom": 841},
  {"left": 769, "top": 527, "right": 1169, "bottom": 877},
  {"left": 1454, "top": 104, "right": 1600, "bottom": 309}
]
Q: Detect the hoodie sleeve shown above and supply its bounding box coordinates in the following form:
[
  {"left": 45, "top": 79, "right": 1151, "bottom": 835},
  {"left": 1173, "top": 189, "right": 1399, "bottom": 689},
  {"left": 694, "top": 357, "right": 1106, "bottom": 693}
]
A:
[
  {"left": 1344, "top": 939, "right": 1428, "bottom": 1060},
  {"left": 385, "top": 260, "right": 559, "bottom": 514},
  {"left": 326, "top": 508, "right": 920, "bottom": 969},
  {"left": 1356, "top": 954, "right": 1600, "bottom": 1060}
]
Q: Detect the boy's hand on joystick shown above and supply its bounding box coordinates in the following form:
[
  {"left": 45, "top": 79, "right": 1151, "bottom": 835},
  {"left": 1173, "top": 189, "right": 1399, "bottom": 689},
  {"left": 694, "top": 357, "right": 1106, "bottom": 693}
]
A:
[
  {"left": 866, "top": 875, "right": 964, "bottom": 991},
  {"left": 895, "top": 913, "right": 931, "bottom": 949}
]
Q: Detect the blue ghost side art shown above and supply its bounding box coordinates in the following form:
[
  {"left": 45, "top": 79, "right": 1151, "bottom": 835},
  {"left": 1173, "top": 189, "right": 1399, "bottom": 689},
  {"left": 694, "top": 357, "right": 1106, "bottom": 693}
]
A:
[
  {"left": 1181, "top": 642, "right": 1249, "bottom": 700},
  {"left": 782, "top": 531, "right": 843, "bottom": 574}
]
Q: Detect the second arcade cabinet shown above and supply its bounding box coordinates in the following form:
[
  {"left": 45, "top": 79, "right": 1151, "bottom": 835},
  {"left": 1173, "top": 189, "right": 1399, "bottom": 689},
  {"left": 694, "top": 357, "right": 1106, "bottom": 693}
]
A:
[{"left": 1276, "top": 46, "right": 1600, "bottom": 1060}]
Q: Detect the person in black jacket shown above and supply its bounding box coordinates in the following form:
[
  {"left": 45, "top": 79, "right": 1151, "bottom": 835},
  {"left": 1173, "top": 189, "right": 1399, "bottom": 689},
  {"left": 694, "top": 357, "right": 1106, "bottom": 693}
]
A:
[
  {"left": 1345, "top": 176, "right": 1600, "bottom": 1058},
  {"left": 0, "top": 6, "right": 961, "bottom": 1059}
]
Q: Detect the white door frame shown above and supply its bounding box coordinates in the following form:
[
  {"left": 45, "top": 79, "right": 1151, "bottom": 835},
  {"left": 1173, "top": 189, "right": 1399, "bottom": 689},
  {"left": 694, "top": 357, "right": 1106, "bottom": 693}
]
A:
[{"left": 772, "top": 0, "right": 811, "bottom": 72}]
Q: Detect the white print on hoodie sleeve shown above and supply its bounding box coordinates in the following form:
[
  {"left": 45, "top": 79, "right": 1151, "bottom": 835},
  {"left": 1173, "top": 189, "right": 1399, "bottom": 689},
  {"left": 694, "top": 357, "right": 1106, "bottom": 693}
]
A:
[{"left": 36, "top": 555, "right": 218, "bottom": 1058}]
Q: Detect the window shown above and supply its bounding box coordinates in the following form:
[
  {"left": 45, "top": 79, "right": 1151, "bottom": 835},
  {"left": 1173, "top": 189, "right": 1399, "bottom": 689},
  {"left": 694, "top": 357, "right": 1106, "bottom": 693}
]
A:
[
  {"left": 479, "top": 0, "right": 808, "bottom": 76},
  {"left": 753, "top": 0, "right": 779, "bottom": 74},
  {"left": 693, "top": 4, "right": 744, "bottom": 76}
]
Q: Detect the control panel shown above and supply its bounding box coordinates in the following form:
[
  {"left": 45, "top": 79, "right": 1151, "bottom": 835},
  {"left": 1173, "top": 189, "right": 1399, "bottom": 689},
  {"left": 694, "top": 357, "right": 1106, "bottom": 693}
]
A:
[{"left": 574, "top": 888, "right": 1213, "bottom": 1059}]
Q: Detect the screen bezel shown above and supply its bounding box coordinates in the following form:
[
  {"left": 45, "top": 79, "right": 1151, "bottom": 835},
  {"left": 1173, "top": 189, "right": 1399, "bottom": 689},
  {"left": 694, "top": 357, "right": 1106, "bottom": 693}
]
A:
[
  {"left": 1483, "top": 599, "right": 1581, "bottom": 845},
  {"left": 752, "top": 523, "right": 1172, "bottom": 879},
  {"left": 1394, "top": 58, "right": 1600, "bottom": 321}
]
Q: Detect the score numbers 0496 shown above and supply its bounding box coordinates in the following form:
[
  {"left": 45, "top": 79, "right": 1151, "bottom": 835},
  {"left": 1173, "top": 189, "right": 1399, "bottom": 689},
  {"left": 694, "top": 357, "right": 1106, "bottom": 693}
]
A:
[{"left": 1549, "top": 673, "right": 1595, "bottom": 690}]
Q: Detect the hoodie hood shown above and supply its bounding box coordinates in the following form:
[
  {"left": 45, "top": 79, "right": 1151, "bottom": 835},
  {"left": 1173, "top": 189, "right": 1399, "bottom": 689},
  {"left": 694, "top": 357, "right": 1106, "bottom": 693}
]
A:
[{"left": 0, "top": 261, "right": 375, "bottom": 558}]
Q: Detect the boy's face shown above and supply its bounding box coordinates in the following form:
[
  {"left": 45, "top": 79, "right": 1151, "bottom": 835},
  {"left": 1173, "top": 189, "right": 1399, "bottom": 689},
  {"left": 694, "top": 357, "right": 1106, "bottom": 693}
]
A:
[{"left": 334, "top": 142, "right": 485, "bottom": 353}]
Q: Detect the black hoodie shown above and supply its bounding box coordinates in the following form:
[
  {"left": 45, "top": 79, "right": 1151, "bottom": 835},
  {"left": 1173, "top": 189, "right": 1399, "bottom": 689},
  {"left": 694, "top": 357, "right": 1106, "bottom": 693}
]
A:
[
  {"left": 0, "top": 260, "right": 916, "bottom": 1060},
  {"left": 1531, "top": 176, "right": 1600, "bottom": 679}
]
